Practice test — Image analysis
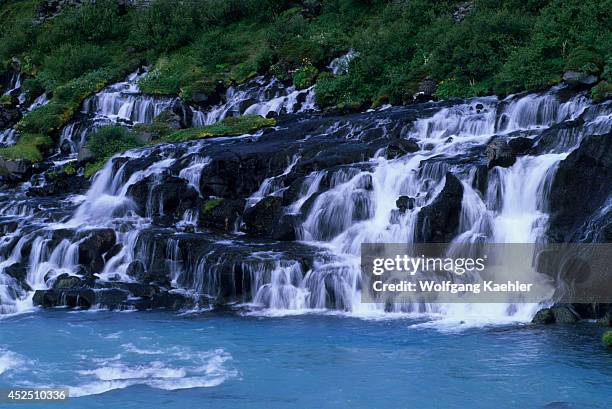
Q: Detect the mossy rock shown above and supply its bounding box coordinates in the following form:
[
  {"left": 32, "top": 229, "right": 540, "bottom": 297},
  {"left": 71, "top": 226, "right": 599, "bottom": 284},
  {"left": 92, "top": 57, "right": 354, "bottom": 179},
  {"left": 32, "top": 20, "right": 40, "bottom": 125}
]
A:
[
  {"left": 603, "top": 331, "right": 612, "bottom": 348},
  {"left": 202, "top": 198, "right": 224, "bottom": 215},
  {"left": 159, "top": 115, "right": 276, "bottom": 144}
]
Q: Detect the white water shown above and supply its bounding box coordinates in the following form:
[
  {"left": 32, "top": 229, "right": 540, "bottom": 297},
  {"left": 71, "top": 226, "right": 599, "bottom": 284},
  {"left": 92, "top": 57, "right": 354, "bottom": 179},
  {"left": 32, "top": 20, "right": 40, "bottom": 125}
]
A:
[
  {"left": 0, "top": 87, "right": 610, "bottom": 326},
  {"left": 191, "top": 77, "right": 316, "bottom": 126}
]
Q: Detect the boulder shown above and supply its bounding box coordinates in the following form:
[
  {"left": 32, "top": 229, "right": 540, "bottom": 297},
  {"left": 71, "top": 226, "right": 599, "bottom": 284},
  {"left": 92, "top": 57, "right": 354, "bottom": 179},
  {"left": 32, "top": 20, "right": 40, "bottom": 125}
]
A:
[
  {"left": 532, "top": 306, "right": 580, "bottom": 324},
  {"left": 199, "top": 198, "right": 245, "bottom": 232},
  {"left": 78, "top": 228, "right": 116, "bottom": 273},
  {"left": 242, "top": 196, "right": 283, "bottom": 237},
  {"left": 272, "top": 214, "right": 301, "bottom": 241},
  {"left": 0, "top": 158, "right": 32, "bottom": 181},
  {"left": 563, "top": 71, "right": 598, "bottom": 87},
  {"left": 126, "top": 260, "right": 147, "bottom": 280},
  {"left": 94, "top": 288, "right": 128, "bottom": 309},
  {"left": 387, "top": 138, "right": 420, "bottom": 159},
  {"left": 127, "top": 174, "right": 200, "bottom": 221},
  {"left": 396, "top": 196, "right": 415, "bottom": 213},
  {"left": 532, "top": 308, "right": 555, "bottom": 324},
  {"left": 550, "top": 306, "right": 579, "bottom": 324},
  {"left": 508, "top": 137, "right": 534, "bottom": 155},
  {"left": 415, "top": 173, "right": 463, "bottom": 243},
  {"left": 485, "top": 138, "right": 516, "bottom": 168},
  {"left": 52, "top": 273, "right": 86, "bottom": 289},
  {"left": 33, "top": 288, "right": 96, "bottom": 309},
  {"left": 150, "top": 292, "right": 194, "bottom": 310}
]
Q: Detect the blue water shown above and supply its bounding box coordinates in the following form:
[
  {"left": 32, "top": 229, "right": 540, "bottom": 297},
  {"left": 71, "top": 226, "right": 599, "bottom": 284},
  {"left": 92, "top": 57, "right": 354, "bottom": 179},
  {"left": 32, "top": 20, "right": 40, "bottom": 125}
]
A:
[{"left": 0, "top": 310, "right": 610, "bottom": 409}]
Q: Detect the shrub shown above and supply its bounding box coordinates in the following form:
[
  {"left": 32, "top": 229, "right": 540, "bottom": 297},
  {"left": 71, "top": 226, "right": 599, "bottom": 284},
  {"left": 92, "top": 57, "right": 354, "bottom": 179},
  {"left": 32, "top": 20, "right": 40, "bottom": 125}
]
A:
[
  {"left": 565, "top": 47, "right": 604, "bottom": 75},
  {"left": 0, "top": 133, "right": 53, "bottom": 162},
  {"left": 293, "top": 62, "right": 318, "bottom": 89}
]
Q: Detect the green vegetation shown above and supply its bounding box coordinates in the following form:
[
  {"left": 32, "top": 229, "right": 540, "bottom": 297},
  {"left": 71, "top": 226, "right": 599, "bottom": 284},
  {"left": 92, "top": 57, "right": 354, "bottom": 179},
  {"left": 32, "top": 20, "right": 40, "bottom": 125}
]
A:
[
  {"left": 81, "top": 115, "right": 274, "bottom": 177},
  {"left": 158, "top": 115, "right": 276, "bottom": 143},
  {"left": 83, "top": 125, "right": 143, "bottom": 177},
  {"left": 1, "top": 0, "right": 611, "bottom": 163},
  {"left": 603, "top": 331, "right": 612, "bottom": 348},
  {"left": 202, "top": 198, "right": 224, "bottom": 216},
  {"left": 0, "top": 133, "right": 53, "bottom": 161}
]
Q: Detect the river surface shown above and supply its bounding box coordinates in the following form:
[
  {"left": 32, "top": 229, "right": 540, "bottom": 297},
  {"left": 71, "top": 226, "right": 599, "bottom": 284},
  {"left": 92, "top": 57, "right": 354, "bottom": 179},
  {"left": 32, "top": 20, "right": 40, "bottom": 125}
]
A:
[{"left": 1, "top": 310, "right": 610, "bottom": 409}]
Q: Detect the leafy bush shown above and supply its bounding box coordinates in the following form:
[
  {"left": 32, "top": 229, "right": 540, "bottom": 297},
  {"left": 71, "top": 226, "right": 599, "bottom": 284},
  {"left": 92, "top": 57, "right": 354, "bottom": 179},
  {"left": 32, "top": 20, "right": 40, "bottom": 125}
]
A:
[
  {"left": 565, "top": 47, "right": 604, "bottom": 75},
  {"left": 86, "top": 125, "right": 142, "bottom": 160},
  {"left": 293, "top": 62, "right": 318, "bottom": 89}
]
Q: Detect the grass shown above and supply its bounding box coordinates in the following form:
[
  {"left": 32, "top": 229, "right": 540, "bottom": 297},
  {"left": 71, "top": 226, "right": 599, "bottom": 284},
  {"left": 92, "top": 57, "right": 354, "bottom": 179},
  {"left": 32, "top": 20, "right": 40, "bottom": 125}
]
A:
[
  {"left": 0, "top": 134, "right": 53, "bottom": 162},
  {"left": 81, "top": 115, "right": 275, "bottom": 178}
]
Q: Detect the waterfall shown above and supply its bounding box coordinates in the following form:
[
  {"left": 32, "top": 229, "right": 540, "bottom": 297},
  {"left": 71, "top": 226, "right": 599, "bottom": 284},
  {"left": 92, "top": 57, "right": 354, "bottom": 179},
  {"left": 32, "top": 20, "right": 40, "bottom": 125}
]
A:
[
  {"left": 0, "top": 85, "right": 609, "bottom": 323},
  {"left": 191, "top": 77, "right": 316, "bottom": 126}
]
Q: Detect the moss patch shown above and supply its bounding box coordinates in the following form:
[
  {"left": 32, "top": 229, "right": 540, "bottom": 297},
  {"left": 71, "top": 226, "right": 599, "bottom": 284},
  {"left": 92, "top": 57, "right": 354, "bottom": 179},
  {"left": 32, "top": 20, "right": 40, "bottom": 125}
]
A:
[
  {"left": 158, "top": 115, "right": 275, "bottom": 144},
  {"left": 202, "top": 198, "right": 224, "bottom": 215}
]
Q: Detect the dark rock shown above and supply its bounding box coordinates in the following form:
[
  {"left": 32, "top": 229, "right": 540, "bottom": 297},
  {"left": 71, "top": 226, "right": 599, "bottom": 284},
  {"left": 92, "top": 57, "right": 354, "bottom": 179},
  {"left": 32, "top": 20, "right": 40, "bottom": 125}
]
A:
[
  {"left": 78, "top": 228, "right": 116, "bottom": 273},
  {"left": 0, "top": 103, "right": 21, "bottom": 129},
  {"left": 418, "top": 78, "right": 437, "bottom": 97},
  {"left": 472, "top": 164, "right": 488, "bottom": 196},
  {"left": 52, "top": 273, "right": 86, "bottom": 289},
  {"left": 548, "top": 134, "right": 612, "bottom": 241},
  {"left": 532, "top": 308, "right": 555, "bottom": 324},
  {"left": 126, "top": 260, "right": 147, "bottom": 280},
  {"left": 33, "top": 288, "right": 96, "bottom": 309},
  {"left": 150, "top": 292, "right": 194, "bottom": 310},
  {"left": 94, "top": 288, "right": 128, "bottom": 309},
  {"left": 387, "top": 138, "right": 420, "bottom": 159},
  {"left": 199, "top": 198, "right": 244, "bottom": 232},
  {"left": 272, "top": 214, "right": 301, "bottom": 241},
  {"left": 127, "top": 174, "right": 200, "bottom": 221},
  {"left": 415, "top": 173, "right": 463, "bottom": 243},
  {"left": 485, "top": 137, "right": 516, "bottom": 168},
  {"left": 3, "top": 263, "right": 27, "bottom": 284},
  {"left": 242, "top": 196, "right": 283, "bottom": 237},
  {"left": 508, "top": 137, "right": 534, "bottom": 155},
  {"left": 0, "top": 158, "right": 32, "bottom": 181},
  {"left": 396, "top": 195, "right": 415, "bottom": 213}
]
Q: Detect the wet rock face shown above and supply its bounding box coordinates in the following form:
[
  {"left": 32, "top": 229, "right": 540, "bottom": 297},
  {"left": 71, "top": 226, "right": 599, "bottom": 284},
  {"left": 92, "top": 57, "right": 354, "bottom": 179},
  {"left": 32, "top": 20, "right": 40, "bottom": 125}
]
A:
[
  {"left": 127, "top": 174, "right": 200, "bottom": 222},
  {"left": 415, "top": 173, "right": 464, "bottom": 243},
  {"left": 0, "top": 101, "right": 21, "bottom": 129},
  {"left": 387, "top": 138, "right": 420, "bottom": 159},
  {"left": 485, "top": 137, "right": 516, "bottom": 168},
  {"left": 548, "top": 133, "right": 612, "bottom": 242},
  {"left": 563, "top": 71, "right": 599, "bottom": 87},
  {"left": 242, "top": 196, "right": 283, "bottom": 237},
  {"left": 78, "top": 228, "right": 116, "bottom": 274}
]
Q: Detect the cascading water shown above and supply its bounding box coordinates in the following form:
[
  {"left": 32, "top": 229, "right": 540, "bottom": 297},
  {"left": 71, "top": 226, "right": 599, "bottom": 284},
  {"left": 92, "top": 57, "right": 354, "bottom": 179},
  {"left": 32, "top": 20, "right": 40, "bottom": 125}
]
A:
[
  {"left": 0, "top": 85, "right": 610, "bottom": 325},
  {"left": 191, "top": 77, "right": 316, "bottom": 126}
]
